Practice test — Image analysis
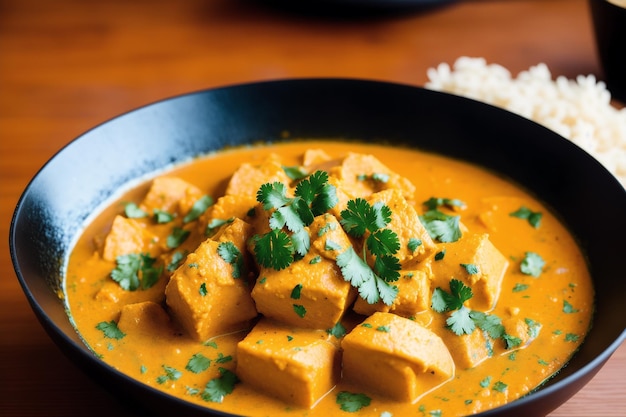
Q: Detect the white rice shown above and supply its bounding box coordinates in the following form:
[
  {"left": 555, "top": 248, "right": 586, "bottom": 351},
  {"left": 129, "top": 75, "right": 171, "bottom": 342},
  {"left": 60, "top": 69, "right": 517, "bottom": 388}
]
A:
[{"left": 425, "top": 56, "right": 626, "bottom": 187}]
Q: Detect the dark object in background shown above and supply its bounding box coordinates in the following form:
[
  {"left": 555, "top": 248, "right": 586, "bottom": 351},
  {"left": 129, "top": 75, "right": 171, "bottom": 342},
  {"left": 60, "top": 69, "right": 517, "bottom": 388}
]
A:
[
  {"left": 589, "top": 0, "right": 626, "bottom": 103},
  {"left": 255, "top": 0, "right": 459, "bottom": 17}
]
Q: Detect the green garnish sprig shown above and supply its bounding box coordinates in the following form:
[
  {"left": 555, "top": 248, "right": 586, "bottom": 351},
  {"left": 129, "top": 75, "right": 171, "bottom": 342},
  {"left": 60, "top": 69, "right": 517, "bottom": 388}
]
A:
[
  {"left": 336, "top": 198, "right": 401, "bottom": 306},
  {"left": 420, "top": 197, "right": 464, "bottom": 243},
  {"left": 432, "top": 279, "right": 523, "bottom": 349},
  {"left": 111, "top": 253, "right": 162, "bottom": 291},
  {"left": 253, "top": 170, "right": 338, "bottom": 270}
]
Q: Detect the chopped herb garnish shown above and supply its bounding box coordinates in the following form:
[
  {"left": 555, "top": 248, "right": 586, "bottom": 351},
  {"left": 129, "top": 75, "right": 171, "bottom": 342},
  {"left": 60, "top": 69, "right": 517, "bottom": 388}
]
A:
[
  {"left": 290, "top": 283, "right": 302, "bottom": 299},
  {"left": 434, "top": 250, "right": 446, "bottom": 261},
  {"left": 461, "top": 263, "right": 480, "bottom": 274},
  {"left": 111, "top": 253, "right": 162, "bottom": 291},
  {"left": 336, "top": 391, "right": 371, "bottom": 412},
  {"left": 167, "top": 226, "right": 190, "bottom": 249},
  {"left": 253, "top": 171, "right": 338, "bottom": 269},
  {"left": 510, "top": 206, "right": 542, "bottom": 228},
  {"left": 423, "top": 197, "right": 466, "bottom": 211},
  {"left": 153, "top": 209, "right": 175, "bottom": 224},
  {"left": 565, "top": 333, "right": 580, "bottom": 342},
  {"left": 512, "top": 283, "right": 529, "bottom": 292},
  {"left": 283, "top": 165, "right": 308, "bottom": 180},
  {"left": 157, "top": 365, "right": 182, "bottom": 384},
  {"left": 293, "top": 304, "right": 306, "bottom": 318},
  {"left": 327, "top": 322, "right": 347, "bottom": 338},
  {"left": 184, "top": 195, "right": 213, "bottom": 223},
  {"left": 186, "top": 353, "right": 211, "bottom": 374},
  {"left": 563, "top": 300, "right": 579, "bottom": 314},
  {"left": 525, "top": 318, "right": 542, "bottom": 338},
  {"left": 407, "top": 237, "right": 422, "bottom": 252},
  {"left": 217, "top": 241, "right": 244, "bottom": 279},
  {"left": 419, "top": 209, "right": 462, "bottom": 243},
  {"left": 376, "top": 325, "right": 391, "bottom": 333},
  {"left": 167, "top": 250, "right": 186, "bottom": 272},
  {"left": 124, "top": 202, "right": 147, "bottom": 218},
  {"left": 309, "top": 255, "right": 322, "bottom": 264},
  {"left": 479, "top": 376, "right": 492, "bottom": 388},
  {"left": 201, "top": 367, "right": 239, "bottom": 403},
  {"left": 335, "top": 197, "right": 402, "bottom": 305},
  {"left": 520, "top": 251, "right": 545, "bottom": 277},
  {"left": 206, "top": 217, "right": 234, "bottom": 237},
  {"left": 199, "top": 283, "right": 207, "bottom": 296},
  {"left": 96, "top": 321, "right": 126, "bottom": 339},
  {"left": 215, "top": 353, "right": 232, "bottom": 364},
  {"left": 492, "top": 381, "right": 508, "bottom": 393}
]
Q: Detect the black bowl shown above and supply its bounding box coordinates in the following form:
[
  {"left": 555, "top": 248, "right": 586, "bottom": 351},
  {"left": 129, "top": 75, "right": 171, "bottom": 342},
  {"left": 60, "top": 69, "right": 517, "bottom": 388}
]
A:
[{"left": 10, "top": 78, "right": 626, "bottom": 417}]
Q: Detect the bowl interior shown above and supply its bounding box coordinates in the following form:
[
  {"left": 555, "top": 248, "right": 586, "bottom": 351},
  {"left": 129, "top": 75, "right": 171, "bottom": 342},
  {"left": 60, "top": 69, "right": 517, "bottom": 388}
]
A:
[{"left": 10, "top": 78, "right": 626, "bottom": 417}]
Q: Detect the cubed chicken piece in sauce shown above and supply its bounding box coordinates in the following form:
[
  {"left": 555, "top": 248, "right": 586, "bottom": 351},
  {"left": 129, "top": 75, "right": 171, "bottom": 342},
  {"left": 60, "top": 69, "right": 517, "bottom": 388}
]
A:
[
  {"left": 236, "top": 318, "right": 341, "bottom": 409},
  {"left": 165, "top": 218, "right": 257, "bottom": 341},
  {"left": 341, "top": 312, "right": 455, "bottom": 403}
]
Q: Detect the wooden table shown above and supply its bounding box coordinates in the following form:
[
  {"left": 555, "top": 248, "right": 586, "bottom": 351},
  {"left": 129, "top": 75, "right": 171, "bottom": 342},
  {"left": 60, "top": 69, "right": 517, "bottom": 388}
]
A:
[{"left": 1, "top": 0, "right": 624, "bottom": 415}]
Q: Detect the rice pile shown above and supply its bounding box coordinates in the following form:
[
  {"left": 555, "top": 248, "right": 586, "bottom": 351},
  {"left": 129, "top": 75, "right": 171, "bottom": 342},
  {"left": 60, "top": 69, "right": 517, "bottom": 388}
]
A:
[{"left": 425, "top": 56, "right": 626, "bottom": 187}]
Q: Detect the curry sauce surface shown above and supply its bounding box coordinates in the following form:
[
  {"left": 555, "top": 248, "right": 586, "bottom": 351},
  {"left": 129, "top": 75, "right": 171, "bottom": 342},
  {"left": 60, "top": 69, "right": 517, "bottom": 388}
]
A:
[{"left": 64, "top": 141, "right": 593, "bottom": 416}]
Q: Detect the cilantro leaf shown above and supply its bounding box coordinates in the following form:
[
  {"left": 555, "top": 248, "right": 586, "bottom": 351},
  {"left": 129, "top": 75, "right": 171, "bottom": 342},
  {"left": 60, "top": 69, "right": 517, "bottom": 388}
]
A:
[
  {"left": 510, "top": 206, "right": 542, "bottom": 228},
  {"left": 95, "top": 321, "right": 126, "bottom": 339},
  {"left": 283, "top": 165, "right": 308, "bottom": 180},
  {"left": 206, "top": 217, "right": 234, "bottom": 237},
  {"left": 186, "top": 353, "right": 211, "bottom": 374},
  {"left": 217, "top": 241, "right": 244, "bottom": 279},
  {"left": 327, "top": 322, "right": 347, "bottom": 338},
  {"left": 520, "top": 251, "right": 545, "bottom": 277},
  {"left": 124, "top": 202, "right": 147, "bottom": 218},
  {"left": 461, "top": 263, "right": 480, "bottom": 275},
  {"left": 469, "top": 311, "right": 505, "bottom": 339},
  {"left": 257, "top": 182, "right": 291, "bottom": 210},
  {"left": 336, "top": 391, "right": 371, "bottom": 412},
  {"left": 432, "top": 280, "right": 472, "bottom": 313},
  {"left": 111, "top": 253, "right": 162, "bottom": 291},
  {"left": 367, "top": 229, "right": 400, "bottom": 256},
  {"left": 253, "top": 171, "right": 337, "bottom": 270},
  {"left": 153, "top": 209, "right": 175, "bottom": 224},
  {"left": 419, "top": 209, "right": 462, "bottom": 243},
  {"left": 253, "top": 229, "right": 294, "bottom": 270},
  {"left": 184, "top": 195, "right": 213, "bottom": 223},
  {"left": 423, "top": 197, "right": 466, "bottom": 211},
  {"left": 336, "top": 247, "right": 398, "bottom": 305},
  {"left": 407, "top": 237, "right": 422, "bottom": 252},
  {"left": 201, "top": 367, "right": 239, "bottom": 403},
  {"left": 167, "top": 250, "right": 186, "bottom": 272},
  {"left": 340, "top": 198, "right": 390, "bottom": 238},
  {"left": 447, "top": 306, "right": 475, "bottom": 335},
  {"left": 167, "top": 226, "right": 190, "bottom": 249},
  {"left": 290, "top": 283, "right": 302, "bottom": 299}
]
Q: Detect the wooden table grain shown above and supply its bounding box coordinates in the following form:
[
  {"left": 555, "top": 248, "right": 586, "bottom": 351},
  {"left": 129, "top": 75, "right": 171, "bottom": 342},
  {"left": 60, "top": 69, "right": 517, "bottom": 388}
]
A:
[{"left": 1, "top": 0, "right": 624, "bottom": 416}]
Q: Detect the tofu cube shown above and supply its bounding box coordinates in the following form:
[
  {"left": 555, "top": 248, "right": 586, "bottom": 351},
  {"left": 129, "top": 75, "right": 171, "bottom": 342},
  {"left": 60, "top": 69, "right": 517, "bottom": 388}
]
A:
[
  {"left": 367, "top": 189, "right": 436, "bottom": 263},
  {"left": 251, "top": 214, "right": 356, "bottom": 330},
  {"left": 236, "top": 319, "right": 341, "bottom": 408},
  {"left": 341, "top": 312, "right": 454, "bottom": 402},
  {"left": 430, "top": 233, "right": 509, "bottom": 311},
  {"left": 225, "top": 154, "right": 291, "bottom": 197},
  {"left": 102, "top": 215, "right": 160, "bottom": 262},
  {"left": 439, "top": 327, "right": 493, "bottom": 369},
  {"left": 140, "top": 176, "right": 205, "bottom": 215},
  {"left": 165, "top": 218, "right": 257, "bottom": 341}
]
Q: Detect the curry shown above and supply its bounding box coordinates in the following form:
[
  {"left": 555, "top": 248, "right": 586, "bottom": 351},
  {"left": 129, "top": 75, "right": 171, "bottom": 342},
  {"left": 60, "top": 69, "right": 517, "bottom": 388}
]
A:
[{"left": 64, "top": 140, "right": 593, "bottom": 416}]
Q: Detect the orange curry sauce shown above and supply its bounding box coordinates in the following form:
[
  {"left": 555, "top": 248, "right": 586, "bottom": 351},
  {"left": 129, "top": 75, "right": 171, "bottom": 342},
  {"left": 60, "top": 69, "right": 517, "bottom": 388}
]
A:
[{"left": 64, "top": 141, "right": 593, "bottom": 416}]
